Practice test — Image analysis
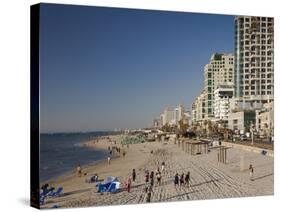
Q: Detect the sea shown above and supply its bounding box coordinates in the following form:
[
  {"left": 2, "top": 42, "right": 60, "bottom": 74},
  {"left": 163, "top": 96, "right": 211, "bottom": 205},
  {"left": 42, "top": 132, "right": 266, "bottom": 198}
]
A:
[{"left": 40, "top": 132, "right": 116, "bottom": 182}]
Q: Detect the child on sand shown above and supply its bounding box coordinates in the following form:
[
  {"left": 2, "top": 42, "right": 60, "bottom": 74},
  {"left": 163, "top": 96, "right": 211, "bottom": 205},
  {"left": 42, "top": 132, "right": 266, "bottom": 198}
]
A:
[{"left": 249, "top": 164, "right": 254, "bottom": 181}]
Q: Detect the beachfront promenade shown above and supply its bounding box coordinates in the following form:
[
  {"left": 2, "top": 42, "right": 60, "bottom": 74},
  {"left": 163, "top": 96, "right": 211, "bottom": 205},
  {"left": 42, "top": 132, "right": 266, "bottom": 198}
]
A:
[{"left": 42, "top": 135, "right": 273, "bottom": 208}]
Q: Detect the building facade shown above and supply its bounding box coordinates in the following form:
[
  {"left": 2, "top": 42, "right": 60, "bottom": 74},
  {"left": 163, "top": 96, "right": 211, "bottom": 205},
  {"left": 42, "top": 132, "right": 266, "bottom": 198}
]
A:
[
  {"left": 234, "top": 16, "right": 274, "bottom": 106},
  {"left": 255, "top": 101, "right": 274, "bottom": 136},
  {"left": 228, "top": 110, "right": 256, "bottom": 133},
  {"left": 162, "top": 107, "right": 174, "bottom": 126},
  {"left": 191, "top": 90, "right": 206, "bottom": 123},
  {"left": 204, "top": 53, "right": 234, "bottom": 119},
  {"left": 214, "top": 84, "right": 234, "bottom": 122}
]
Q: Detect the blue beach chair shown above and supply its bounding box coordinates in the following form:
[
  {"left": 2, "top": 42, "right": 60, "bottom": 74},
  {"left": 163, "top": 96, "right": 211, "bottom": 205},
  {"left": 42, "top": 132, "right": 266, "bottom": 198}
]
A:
[{"left": 48, "top": 187, "right": 63, "bottom": 197}]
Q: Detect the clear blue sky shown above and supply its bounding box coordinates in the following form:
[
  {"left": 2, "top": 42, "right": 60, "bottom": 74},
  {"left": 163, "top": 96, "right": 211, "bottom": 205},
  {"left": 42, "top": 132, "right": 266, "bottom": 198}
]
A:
[{"left": 39, "top": 3, "right": 234, "bottom": 133}]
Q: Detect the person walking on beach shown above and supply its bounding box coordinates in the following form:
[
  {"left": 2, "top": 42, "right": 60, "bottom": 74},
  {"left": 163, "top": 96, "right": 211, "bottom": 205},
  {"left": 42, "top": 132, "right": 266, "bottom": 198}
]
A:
[
  {"left": 150, "top": 171, "right": 154, "bottom": 186},
  {"left": 180, "top": 173, "right": 185, "bottom": 187},
  {"left": 156, "top": 171, "right": 161, "bottom": 186},
  {"left": 144, "top": 170, "right": 149, "bottom": 184},
  {"left": 161, "top": 162, "right": 165, "bottom": 173},
  {"left": 76, "top": 164, "right": 82, "bottom": 177},
  {"left": 107, "top": 156, "right": 111, "bottom": 165},
  {"left": 185, "top": 171, "right": 190, "bottom": 188},
  {"left": 174, "top": 173, "right": 179, "bottom": 188},
  {"left": 145, "top": 185, "right": 153, "bottom": 203},
  {"left": 132, "top": 169, "right": 136, "bottom": 182},
  {"left": 126, "top": 176, "right": 132, "bottom": 193},
  {"left": 249, "top": 164, "right": 254, "bottom": 181}
]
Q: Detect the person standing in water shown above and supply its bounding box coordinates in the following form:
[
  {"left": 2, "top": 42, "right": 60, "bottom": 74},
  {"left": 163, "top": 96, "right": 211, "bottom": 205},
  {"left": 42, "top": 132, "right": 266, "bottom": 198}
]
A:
[{"left": 76, "top": 164, "right": 82, "bottom": 177}]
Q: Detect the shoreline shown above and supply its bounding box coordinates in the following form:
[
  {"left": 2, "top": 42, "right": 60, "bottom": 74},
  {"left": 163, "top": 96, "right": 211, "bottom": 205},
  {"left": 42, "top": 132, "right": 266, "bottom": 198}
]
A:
[{"left": 41, "top": 134, "right": 121, "bottom": 185}]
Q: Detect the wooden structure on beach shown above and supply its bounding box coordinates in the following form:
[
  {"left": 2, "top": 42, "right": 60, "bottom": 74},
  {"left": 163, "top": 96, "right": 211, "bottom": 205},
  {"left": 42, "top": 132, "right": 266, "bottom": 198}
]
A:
[
  {"left": 182, "top": 140, "right": 209, "bottom": 155},
  {"left": 217, "top": 146, "right": 229, "bottom": 164}
]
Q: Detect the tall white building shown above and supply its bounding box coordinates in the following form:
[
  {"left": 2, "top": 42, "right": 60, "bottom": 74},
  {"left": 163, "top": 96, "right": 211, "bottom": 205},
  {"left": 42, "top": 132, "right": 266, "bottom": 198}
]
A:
[
  {"left": 234, "top": 16, "right": 274, "bottom": 106},
  {"left": 162, "top": 107, "right": 174, "bottom": 126},
  {"left": 174, "top": 104, "right": 185, "bottom": 123},
  {"left": 204, "top": 53, "right": 234, "bottom": 119}
]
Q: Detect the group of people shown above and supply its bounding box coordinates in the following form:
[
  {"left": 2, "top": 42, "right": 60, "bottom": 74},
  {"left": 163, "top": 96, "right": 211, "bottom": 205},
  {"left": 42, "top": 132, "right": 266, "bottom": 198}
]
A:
[
  {"left": 144, "top": 167, "right": 163, "bottom": 186},
  {"left": 123, "top": 163, "right": 166, "bottom": 203},
  {"left": 174, "top": 172, "right": 191, "bottom": 188},
  {"left": 143, "top": 162, "right": 166, "bottom": 202}
]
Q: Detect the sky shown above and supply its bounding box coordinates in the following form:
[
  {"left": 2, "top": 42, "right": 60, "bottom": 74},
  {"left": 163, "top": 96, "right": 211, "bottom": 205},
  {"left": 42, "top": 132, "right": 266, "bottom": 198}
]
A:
[{"left": 39, "top": 3, "right": 234, "bottom": 133}]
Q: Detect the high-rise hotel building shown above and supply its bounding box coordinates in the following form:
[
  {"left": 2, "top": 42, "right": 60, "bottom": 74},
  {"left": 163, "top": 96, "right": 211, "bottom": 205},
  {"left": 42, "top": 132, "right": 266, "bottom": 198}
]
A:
[
  {"left": 204, "top": 53, "right": 234, "bottom": 119},
  {"left": 234, "top": 16, "right": 274, "bottom": 106}
]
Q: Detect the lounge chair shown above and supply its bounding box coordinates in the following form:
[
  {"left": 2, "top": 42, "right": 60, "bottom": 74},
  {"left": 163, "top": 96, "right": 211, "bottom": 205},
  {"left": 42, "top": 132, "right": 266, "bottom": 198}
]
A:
[{"left": 48, "top": 187, "right": 63, "bottom": 197}]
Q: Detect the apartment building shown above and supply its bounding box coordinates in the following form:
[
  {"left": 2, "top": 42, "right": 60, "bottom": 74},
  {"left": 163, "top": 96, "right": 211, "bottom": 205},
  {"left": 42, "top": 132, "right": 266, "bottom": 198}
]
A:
[
  {"left": 191, "top": 90, "right": 206, "bottom": 123},
  {"left": 234, "top": 16, "right": 274, "bottom": 106},
  {"left": 204, "top": 53, "right": 234, "bottom": 119},
  {"left": 214, "top": 84, "right": 234, "bottom": 122}
]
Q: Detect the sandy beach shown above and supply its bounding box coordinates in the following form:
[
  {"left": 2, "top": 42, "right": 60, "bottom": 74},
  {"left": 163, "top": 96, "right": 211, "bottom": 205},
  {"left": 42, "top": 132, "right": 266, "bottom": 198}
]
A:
[{"left": 41, "top": 135, "right": 274, "bottom": 208}]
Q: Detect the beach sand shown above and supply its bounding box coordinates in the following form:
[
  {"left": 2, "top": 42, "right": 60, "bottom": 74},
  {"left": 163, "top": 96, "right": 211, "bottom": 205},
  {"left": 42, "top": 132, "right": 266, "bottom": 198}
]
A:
[{"left": 41, "top": 135, "right": 274, "bottom": 208}]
